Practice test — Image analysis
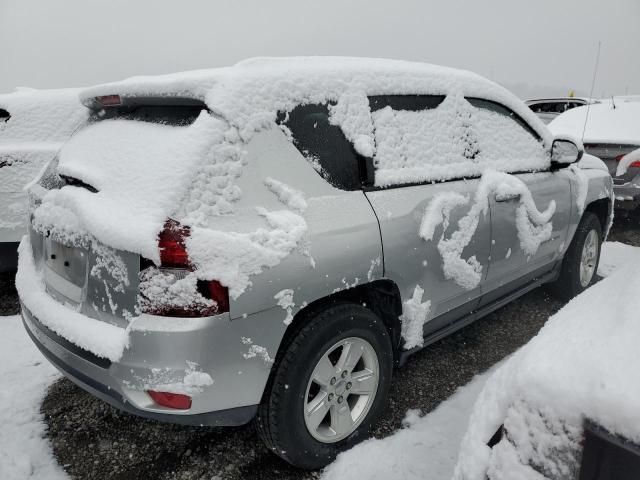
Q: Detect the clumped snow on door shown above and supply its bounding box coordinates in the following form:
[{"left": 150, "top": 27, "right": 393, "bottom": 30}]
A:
[
  {"left": 420, "top": 171, "right": 555, "bottom": 290},
  {"left": 400, "top": 285, "right": 431, "bottom": 349},
  {"left": 274, "top": 288, "right": 295, "bottom": 325}
]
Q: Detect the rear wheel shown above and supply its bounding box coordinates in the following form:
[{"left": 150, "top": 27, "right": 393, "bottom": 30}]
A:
[
  {"left": 552, "top": 212, "right": 602, "bottom": 300},
  {"left": 256, "top": 303, "right": 393, "bottom": 469}
]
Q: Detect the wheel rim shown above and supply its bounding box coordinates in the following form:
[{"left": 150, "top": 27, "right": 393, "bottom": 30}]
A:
[
  {"left": 579, "top": 229, "right": 598, "bottom": 287},
  {"left": 303, "top": 337, "right": 379, "bottom": 443}
]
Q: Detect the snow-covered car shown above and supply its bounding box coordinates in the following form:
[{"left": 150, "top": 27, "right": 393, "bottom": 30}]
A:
[
  {"left": 17, "top": 57, "right": 613, "bottom": 469},
  {"left": 525, "top": 97, "right": 598, "bottom": 125},
  {"left": 0, "top": 88, "right": 88, "bottom": 271},
  {"left": 454, "top": 252, "right": 640, "bottom": 480},
  {"left": 549, "top": 101, "right": 640, "bottom": 211}
]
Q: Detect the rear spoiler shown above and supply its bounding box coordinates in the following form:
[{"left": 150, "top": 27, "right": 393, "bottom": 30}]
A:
[{"left": 82, "top": 95, "right": 207, "bottom": 111}]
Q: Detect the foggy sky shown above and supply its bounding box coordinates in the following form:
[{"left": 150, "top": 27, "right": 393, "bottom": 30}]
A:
[{"left": 1, "top": 0, "right": 638, "bottom": 99}]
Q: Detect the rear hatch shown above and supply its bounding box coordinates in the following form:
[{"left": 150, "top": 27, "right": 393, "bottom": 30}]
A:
[{"left": 28, "top": 95, "right": 210, "bottom": 328}]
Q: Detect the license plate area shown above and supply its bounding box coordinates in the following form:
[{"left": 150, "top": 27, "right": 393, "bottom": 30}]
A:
[{"left": 44, "top": 238, "right": 88, "bottom": 305}]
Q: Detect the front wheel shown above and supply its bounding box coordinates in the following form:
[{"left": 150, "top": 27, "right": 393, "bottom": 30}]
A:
[
  {"left": 255, "top": 303, "right": 393, "bottom": 469},
  {"left": 552, "top": 212, "right": 602, "bottom": 300}
]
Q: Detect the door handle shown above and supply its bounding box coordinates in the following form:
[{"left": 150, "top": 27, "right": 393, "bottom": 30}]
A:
[{"left": 495, "top": 192, "right": 521, "bottom": 202}]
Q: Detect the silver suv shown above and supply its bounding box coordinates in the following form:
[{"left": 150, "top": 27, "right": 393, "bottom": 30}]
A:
[{"left": 18, "top": 58, "right": 613, "bottom": 469}]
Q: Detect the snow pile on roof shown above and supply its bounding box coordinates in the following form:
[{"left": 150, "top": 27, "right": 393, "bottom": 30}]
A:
[
  {"left": 0, "top": 88, "right": 88, "bottom": 144},
  {"left": 0, "top": 315, "right": 67, "bottom": 480},
  {"left": 454, "top": 249, "right": 640, "bottom": 479},
  {"left": 81, "top": 56, "right": 550, "bottom": 145},
  {"left": 549, "top": 102, "right": 640, "bottom": 145}
]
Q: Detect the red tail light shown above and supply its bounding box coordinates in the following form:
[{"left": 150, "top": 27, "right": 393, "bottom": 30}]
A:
[
  {"left": 96, "top": 95, "right": 122, "bottom": 107},
  {"left": 147, "top": 390, "right": 192, "bottom": 410},
  {"left": 159, "top": 219, "right": 191, "bottom": 269},
  {"left": 140, "top": 219, "right": 230, "bottom": 317},
  {"left": 615, "top": 154, "right": 640, "bottom": 169}
]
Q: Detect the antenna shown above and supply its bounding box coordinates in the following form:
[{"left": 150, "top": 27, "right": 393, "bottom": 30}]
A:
[
  {"left": 582, "top": 41, "right": 601, "bottom": 141},
  {"left": 611, "top": 96, "right": 616, "bottom": 109}
]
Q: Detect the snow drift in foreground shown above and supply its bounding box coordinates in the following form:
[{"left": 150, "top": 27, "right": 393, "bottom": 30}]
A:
[
  {"left": 454, "top": 246, "right": 640, "bottom": 479},
  {"left": 0, "top": 316, "right": 66, "bottom": 480},
  {"left": 322, "top": 368, "right": 497, "bottom": 480}
]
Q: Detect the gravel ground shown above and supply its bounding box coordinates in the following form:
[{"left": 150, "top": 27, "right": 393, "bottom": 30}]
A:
[{"left": 0, "top": 211, "right": 637, "bottom": 480}]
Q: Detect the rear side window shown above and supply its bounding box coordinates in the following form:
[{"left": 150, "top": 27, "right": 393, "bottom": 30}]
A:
[
  {"left": 0, "top": 108, "right": 9, "bottom": 122},
  {"left": 278, "top": 103, "right": 362, "bottom": 191}
]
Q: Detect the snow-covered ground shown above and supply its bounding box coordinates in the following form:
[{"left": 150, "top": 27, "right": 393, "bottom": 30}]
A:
[
  {"left": 321, "top": 367, "right": 498, "bottom": 480},
  {"left": 0, "top": 315, "right": 66, "bottom": 480},
  {"left": 0, "top": 241, "right": 636, "bottom": 480}
]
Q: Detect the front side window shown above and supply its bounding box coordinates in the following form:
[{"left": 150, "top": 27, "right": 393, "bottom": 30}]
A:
[
  {"left": 465, "top": 97, "right": 548, "bottom": 173},
  {"left": 278, "top": 103, "right": 362, "bottom": 191},
  {"left": 370, "top": 94, "right": 483, "bottom": 187},
  {"left": 369, "top": 94, "right": 548, "bottom": 188}
]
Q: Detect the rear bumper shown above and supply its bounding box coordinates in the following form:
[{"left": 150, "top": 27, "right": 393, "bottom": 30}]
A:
[
  {"left": 21, "top": 305, "right": 261, "bottom": 426},
  {"left": 613, "top": 183, "right": 640, "bottom": 210}
]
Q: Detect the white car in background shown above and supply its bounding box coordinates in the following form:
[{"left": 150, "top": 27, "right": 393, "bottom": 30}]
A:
[
  {"left": 549, "top": 101, "right": 640, "bottom": 212},
  {"left": 525, "top": 97, "right": 599, "bottom": 125},
  {"left": 454, "top": 253, "right": 640, "bottom": 480},
  {"left": 0, "top": 88, "right": 88, "bottom": 271}
]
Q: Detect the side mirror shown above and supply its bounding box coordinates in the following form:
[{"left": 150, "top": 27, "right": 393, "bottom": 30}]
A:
[{"left": 551, "top": 136, "right": 584, "bottom": 167}]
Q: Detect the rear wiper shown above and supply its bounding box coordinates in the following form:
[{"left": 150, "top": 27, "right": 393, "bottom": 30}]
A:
[{"left": 60, "top": 174, "right": 99, "bottom": 193}]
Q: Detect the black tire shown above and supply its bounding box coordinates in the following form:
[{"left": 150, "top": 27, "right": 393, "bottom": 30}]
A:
[
  {"left": 551, "top": 212, "right": 602, "bottom": 300},
  {"left": 255, "top": 302, "right": 393, "bottom": 470}
]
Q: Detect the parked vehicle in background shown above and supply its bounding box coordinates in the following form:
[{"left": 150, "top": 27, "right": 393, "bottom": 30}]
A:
[
  {"left": 549, "top": 101, "right": 640, "bottom": 212},
  {"left": 454, "top": 255, "right": 640, "bottom": 480},
  {"left": 0, "top": 88, "right": 88, "bottom": 272},
  {"left": 17, "top": 57, "right": 612, "bottom": 469},
  {"left": 525, "top": 97, "right": 599, "bottom": 124}
]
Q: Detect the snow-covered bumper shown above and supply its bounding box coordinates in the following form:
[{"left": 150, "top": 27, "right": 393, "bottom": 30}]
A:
[
  {"left": 17, "top": 236, "right": 285, "bottom": 427},
  {"left": 22, "top": 305, "right": 267, "bottom": 426}
]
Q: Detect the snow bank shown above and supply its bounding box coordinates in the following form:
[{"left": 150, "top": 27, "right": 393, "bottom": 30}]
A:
[
  {"left": 598, "top": 241, "right": 640, "bottom": 277},
  {"left": 549, "top": 102, "right": 640, "bottom": 145},
  {"left": 0, "top": 315, "right": 67, "bottom": 480},
  {"left": 322, "top": 367, "right": 497, "bottom": 480},
  {"left": 15, "top": 238, "right": 129, "bottom": 362},
  {"left": 454, "top": 248, "right": 640, "bottom": 479}
]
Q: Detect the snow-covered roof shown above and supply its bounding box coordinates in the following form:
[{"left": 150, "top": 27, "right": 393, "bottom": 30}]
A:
[
  {"left": 549, "top": 101, "right": 640, "bottom": 145},
  {"left": 0, "top": 88, "right": 88, "bottom": 145},
  {"left": 80, "top": 56, "right": 549, "bottom": 142},
  {"left": 454, "top": 253, "right": 640, "bottom": 479}
]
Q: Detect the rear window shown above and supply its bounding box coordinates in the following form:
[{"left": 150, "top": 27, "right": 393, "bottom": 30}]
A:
[
  {"left": 278, "top": 103, "right": 362, "bottom": 191},
  {"left": 90, "top": 98, "right": 207, "bottom": 126}
]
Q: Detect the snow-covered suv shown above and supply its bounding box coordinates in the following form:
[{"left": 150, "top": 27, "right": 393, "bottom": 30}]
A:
[{"left": 17, "top": 57, "right": 613, "bottom": 469}]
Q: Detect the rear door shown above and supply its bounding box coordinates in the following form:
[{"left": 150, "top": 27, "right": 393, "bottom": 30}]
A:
[
  {"left": 363, "top": 95, "right": 492, "bottom": 339},
  {"left": 466, "top": 98, "right": 572, "bottom": 304}
]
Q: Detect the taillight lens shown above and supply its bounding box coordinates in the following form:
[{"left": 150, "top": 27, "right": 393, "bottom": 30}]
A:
[
  {"left": 159, "top": 219, "right": 191, "bottom": 269},
  {"left": 139, "top": 219, "right": 230, "bottom": 317},
  {"left": 96, "top": 95, "right": 122, "bottom": 107},
  {"left": 615, "top": 154, "right": 640, "bottom": 169},
  {"left": 147, "top": 390, "right": 192, "bottom": 410}
]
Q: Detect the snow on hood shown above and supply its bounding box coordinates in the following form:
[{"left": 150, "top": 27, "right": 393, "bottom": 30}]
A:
[
  {"left": 549, "top": 101, "right": 640, "bottom": 145},
  {"left": 0, "top": 88, "right": 88, "bottom": 144},
  {"left": 454, "top": 256, "right": 640, "bottom": 479}
]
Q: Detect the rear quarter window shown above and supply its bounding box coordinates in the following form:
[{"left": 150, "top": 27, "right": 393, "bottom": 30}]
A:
[{"left": 278, "top": 103, "right": 363, "bottom": 191}]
